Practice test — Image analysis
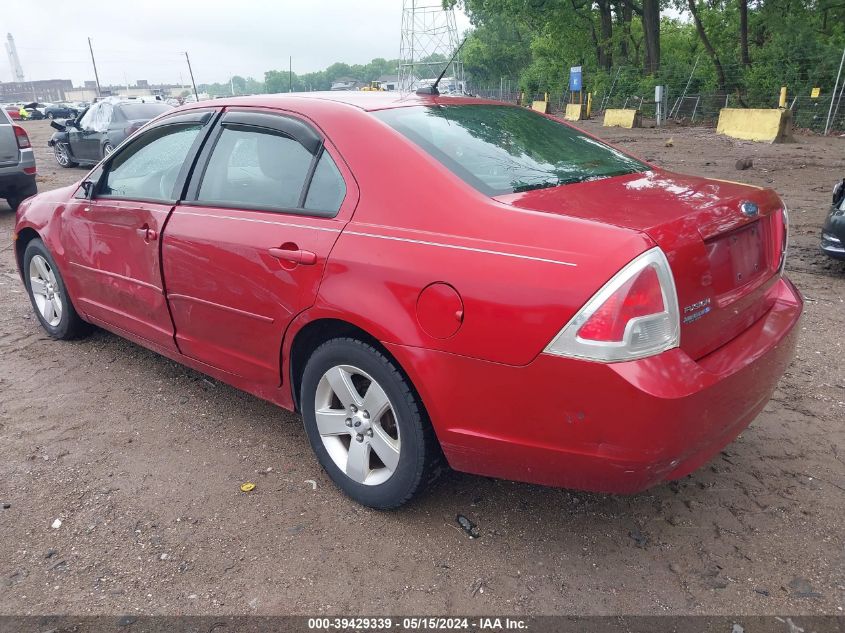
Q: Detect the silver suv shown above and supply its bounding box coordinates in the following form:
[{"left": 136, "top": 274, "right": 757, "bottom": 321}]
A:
[{"left": 0, "top": 107, "right": 37, "bottom": 211}]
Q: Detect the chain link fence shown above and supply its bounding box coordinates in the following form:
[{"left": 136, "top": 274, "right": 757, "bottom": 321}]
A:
[{"left": 470, "top": 50, "right": 845, "bottom": 134}]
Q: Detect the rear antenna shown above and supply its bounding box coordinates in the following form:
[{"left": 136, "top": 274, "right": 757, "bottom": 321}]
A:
[{"left": 416, "top": 36, "right": 468, "bottom": 96}]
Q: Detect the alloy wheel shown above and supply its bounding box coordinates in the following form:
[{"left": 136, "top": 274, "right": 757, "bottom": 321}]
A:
[
  {"left": 29, "top": 255, "right": 63, "bottom": 327},
  {"left": 53, "top": 144, "right": 70, "bottom": 166},
  {"left": 314, "top": 364, "right": 401, "bottom": 486}
]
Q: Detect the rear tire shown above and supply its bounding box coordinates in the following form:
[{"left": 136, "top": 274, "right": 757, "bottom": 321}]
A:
[
  {"left": 23, "top": 239, "right": 90, "bottom": 340},
  {"left": 5, "top": 196, "right": 22, "bottom": 212},
  {"left": 300, "top": 338, "right": 441, "bottom": 509}
]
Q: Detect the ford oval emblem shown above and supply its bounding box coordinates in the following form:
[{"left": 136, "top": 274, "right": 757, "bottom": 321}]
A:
[{"left": 740, "top": 201, "right": 759, "bottom": 217}]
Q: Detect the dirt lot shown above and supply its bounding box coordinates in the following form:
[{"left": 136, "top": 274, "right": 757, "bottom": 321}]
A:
[{"left": 0, "top": 118, "right": 843, "bottom": 617}]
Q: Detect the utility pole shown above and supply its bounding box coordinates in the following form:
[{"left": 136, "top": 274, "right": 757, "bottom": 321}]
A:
[
  {"left": 289, "top": 56, "right": 292, "bottom": 92},
  {"left": 88, "top": 37, "right": 101, "bottom": 98},
  {"left": 184, "top": 51, "right": 199, "bottom": 102},
  {"left": 825, "top": 46, "right": 845, "bottom": 135}
]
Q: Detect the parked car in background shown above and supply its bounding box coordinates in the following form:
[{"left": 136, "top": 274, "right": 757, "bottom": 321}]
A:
[
  {"left": 821, "top": 178, "right": 845, "bottom": 260},
  {"left": 21, "top": 103, "right": 46, "bottom": 120},
  {"left": 14, "top": 93, "right": 801, "bottom": 508},
  {"left": 48, "top": 98, "right": 172, "bottom": 167},
  {"left": 44, "top": 103, "right": 78, "bottom": 119},
  {"left": 0, "top": 106, "right": 36, "bottom": 211}
]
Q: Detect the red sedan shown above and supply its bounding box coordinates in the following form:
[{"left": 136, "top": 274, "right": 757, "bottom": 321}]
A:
[{"left": 12, "top": 93, "right": 802, "bottom": 508}]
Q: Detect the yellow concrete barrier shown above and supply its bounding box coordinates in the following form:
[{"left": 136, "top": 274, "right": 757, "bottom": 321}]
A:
[
  {"left": 531, "top": 100, "right": 550, "bottom": 114},
  {"left": 564, "top": 103, "right": 583, "bottom": 121},
  {"left": 716, "top": 108, "right": 794, "bottom": 143},
  {"left": 603, "top": 109, "right": 642, "bottom": 128}
]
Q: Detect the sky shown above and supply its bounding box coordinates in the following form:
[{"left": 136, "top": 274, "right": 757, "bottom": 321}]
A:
[{"left": 2, "top": 0, "right": 472, "bottom": 87}]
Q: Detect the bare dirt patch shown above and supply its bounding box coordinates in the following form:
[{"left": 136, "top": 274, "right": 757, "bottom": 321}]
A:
[{"left": 0, "top": 118, "right": 842, "bottom": 616}]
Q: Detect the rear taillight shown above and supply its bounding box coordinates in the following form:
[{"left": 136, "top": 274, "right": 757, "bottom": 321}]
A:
[
  {"left": 124, "top": 122, "right": 144, "bottom": 136},
  {"left": 777, "top": 206, "right": 789, "bottom": 273},
  {"left": 13, "top": 125, "right": 30, "bottom": 149},
  {"left": 545, "top": 248, "right": 680, "bottom": 362}
]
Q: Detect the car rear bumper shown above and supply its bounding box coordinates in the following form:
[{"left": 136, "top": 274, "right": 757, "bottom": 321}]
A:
[
  {"left": 0, "top": 166, "right": 37, "bottom": 198},
  {"left": 386, "top": 275, "right": 802, "bottom": 493}
]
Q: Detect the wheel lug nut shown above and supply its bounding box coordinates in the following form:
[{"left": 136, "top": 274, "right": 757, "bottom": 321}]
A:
[
  {"left": 366, "top": 429, "right": 373, "bottom": 437},
  {"left": 355, "top": 434, "right": 363, "bottom": 442},
  {"left": 362, "top": 411, "right": 370, "bottom": 419},
  {"left": 345, "top": 418, "right": 352, "bottom": 427},
  {"left": 350, "top": 405, "right": 357, "bottom": 413}
]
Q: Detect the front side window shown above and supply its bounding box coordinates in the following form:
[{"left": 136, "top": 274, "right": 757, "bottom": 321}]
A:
[
  {"left": 197, "top": 127, "right": 313, "bottom": 210},
  {"left": 374, "top": 104, "right": 647, "bottom": 196},
  {"left": 100, "top": 124, "right": 202, "bottom": 201}
]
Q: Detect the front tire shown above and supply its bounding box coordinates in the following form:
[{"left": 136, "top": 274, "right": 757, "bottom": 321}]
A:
[
  {"left": 300, "top": 338, "right": 441, "bottom": 509},
  {"left": 53, "top": 142, "right": 77, "bottom": 168},
  {"left": 23, "top": 239, "right": 89, "bottom": 340}
]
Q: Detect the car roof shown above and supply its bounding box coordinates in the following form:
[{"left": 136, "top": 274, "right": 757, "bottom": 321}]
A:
[{"left": 196, "top": 91, "right": 510, "bottom": 113}]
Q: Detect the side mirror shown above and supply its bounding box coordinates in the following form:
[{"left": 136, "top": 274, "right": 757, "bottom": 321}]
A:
[{"left": 81, "top": 180, "right": 95, "bottom": 199}]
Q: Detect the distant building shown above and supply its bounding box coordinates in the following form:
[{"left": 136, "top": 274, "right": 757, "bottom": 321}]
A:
[
  {"left": 0, "top": 78, "right": 73, "bottom": 102},
  {"left": 377, "top": 74, "right": 400, "bottom": 91},
  {"left": 330, "top": 76, "right": 362, "bottom": 91}
]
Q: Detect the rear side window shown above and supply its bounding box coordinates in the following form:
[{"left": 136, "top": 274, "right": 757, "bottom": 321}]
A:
[
  {"left": 197, "top": 127, "right": 314, "bottom": 210},
  {"left": 374, "top": 104, "right": 647, "bottom": 196},
  {"left": 304, "top": 151, "right": 346, "bottom": 213},
  {"left": 100, "top": 124, "right": 202, "bottom": 201},
  {"left": 116, "top": 103, "right": 172, "bottom": 121}
]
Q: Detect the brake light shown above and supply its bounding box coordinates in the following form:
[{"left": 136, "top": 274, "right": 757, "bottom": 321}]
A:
[
  {"left": 13, "top": 125, "right": 30, "bottom": 149},
  {"left": 777, "top": 206, "right": 789, "bottom": 273},
  {"left": 124, "top": 122, "right": 144, "bottom": 136},
  {"left": 544, "top": 247, "right": 680, "bottom": 362}
]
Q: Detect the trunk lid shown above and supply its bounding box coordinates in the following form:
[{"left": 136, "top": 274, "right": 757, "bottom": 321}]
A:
[{"left": 495, "top": 170, "right": 786, "bottom": 359}]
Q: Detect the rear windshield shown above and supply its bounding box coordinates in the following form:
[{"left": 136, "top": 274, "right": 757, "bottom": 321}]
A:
[
  {"left": 374, "top": 104, "right": 647, "bottom": 196},
  {"left": 116, "top": 103, "right": 171, "bottom": 121}
]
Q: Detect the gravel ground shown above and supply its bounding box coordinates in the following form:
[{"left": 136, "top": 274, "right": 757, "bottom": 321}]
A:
[{"left": 0, "top": 118, "right": 843, "bottom": 616}]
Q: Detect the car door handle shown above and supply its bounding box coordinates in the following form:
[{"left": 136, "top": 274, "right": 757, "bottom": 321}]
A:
[
  {"left": 137, "top": 226, "right": 157, "bottom": 242},
  {"left": 268, "top": 247, "right": 317, "bottom": 265}
]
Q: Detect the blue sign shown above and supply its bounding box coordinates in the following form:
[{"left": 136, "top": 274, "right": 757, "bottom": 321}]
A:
[{"left": 569, "top": 66, "right": 582, "bottom": 92}]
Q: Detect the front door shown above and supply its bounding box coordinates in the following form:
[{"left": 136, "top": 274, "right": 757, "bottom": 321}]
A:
[
  {"left": 163, "top": 109, "right": 354, "bottom": 385},
  {"left": 60, "top": 115, "right": 214, "bottom": 350},
  {"left": 67, "top": 125, "right": 101, "bottom": 162}
]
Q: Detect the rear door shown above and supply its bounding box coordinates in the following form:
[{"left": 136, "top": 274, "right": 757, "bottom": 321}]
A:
[
  {"left": 163, "top": 108, "right": 356, "bottom": 385},
  {"left": 59, "top": 109, "right": 218, "bottom": 350}
]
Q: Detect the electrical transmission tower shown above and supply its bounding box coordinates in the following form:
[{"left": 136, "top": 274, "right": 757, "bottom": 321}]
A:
[
  {"left": 5, "top": 33, "right": 25, "bottom": 82},
  {"left": 399, "top": 1, "right": 464, "bottom": 93}
]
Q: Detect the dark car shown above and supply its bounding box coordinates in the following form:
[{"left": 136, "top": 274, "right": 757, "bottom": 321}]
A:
[
  {"left": 21, "top": 103, "right": 45, "bottom": 120},
  {"left": 48, "top": 100, "right": 172, "bottom": 167},
  {"left": 44, "top": 103, "right": 77, "bottom": 119},
  {"left": 821, "top": 179, "right": 845, "bottom": 260}
]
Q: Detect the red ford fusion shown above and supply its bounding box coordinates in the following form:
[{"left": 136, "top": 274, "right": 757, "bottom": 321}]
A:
[{"left": 13, "top": 92, "right": 802, "bottom": 508}]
